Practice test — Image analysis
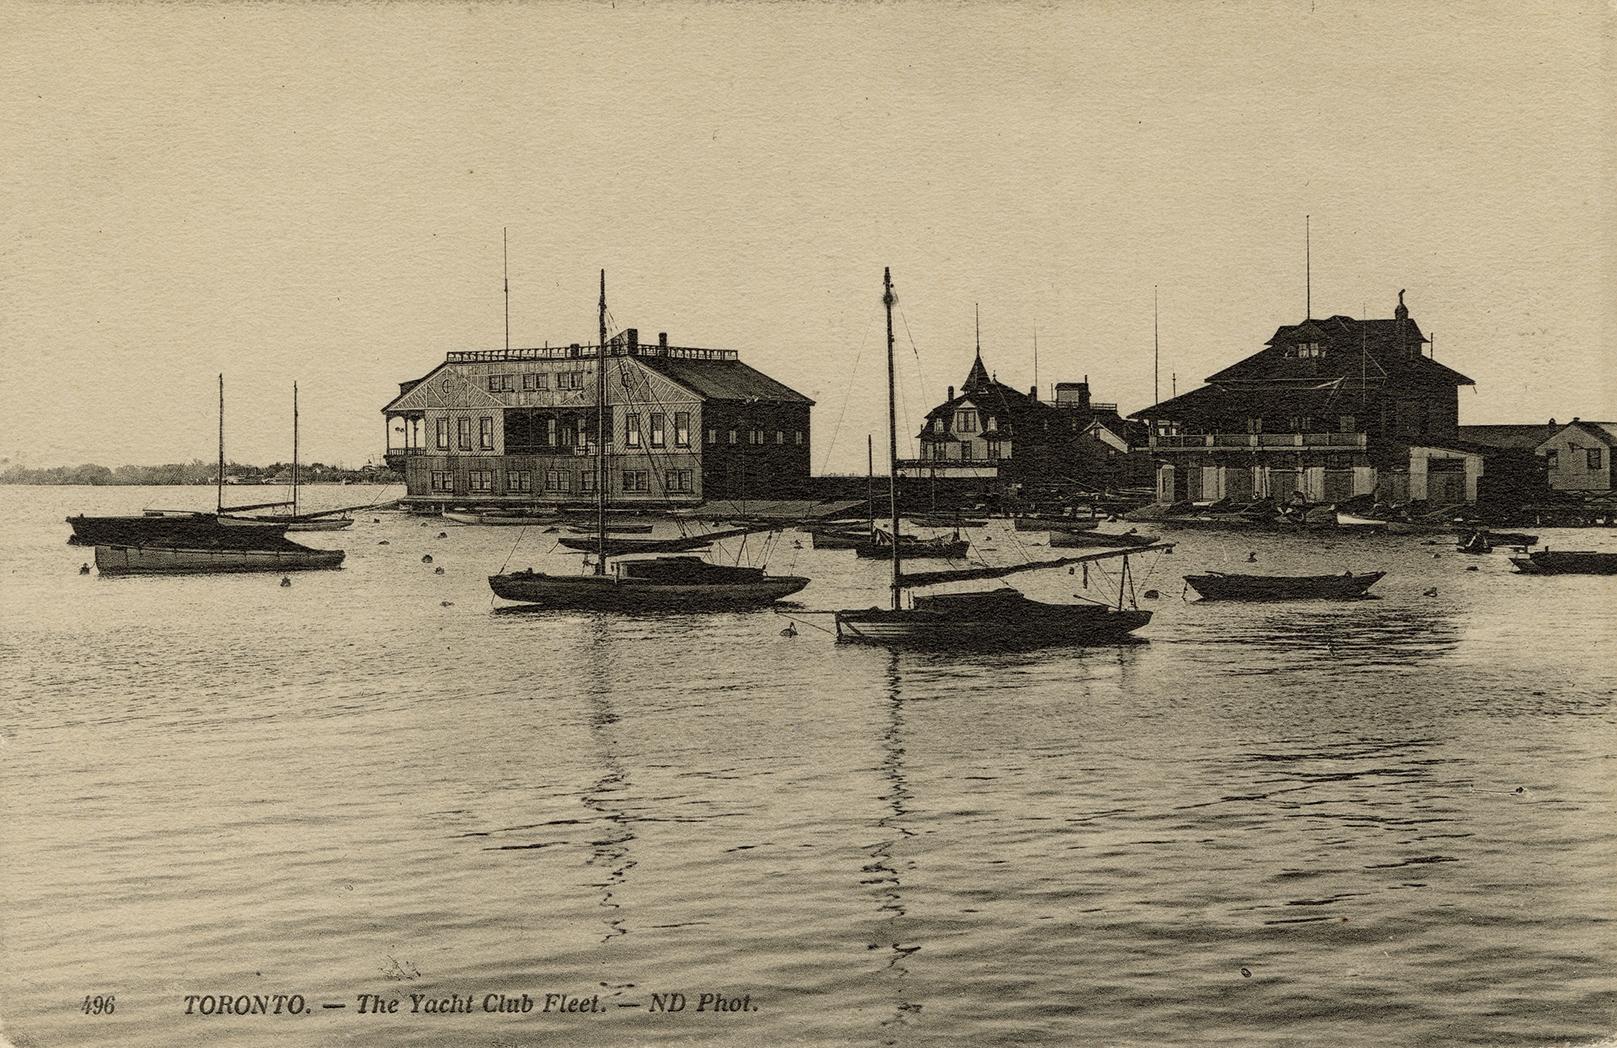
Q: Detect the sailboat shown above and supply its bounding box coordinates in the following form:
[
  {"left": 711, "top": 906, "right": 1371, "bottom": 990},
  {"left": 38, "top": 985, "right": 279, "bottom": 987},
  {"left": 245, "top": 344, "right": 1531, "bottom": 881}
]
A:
[
  {"left": 72, "top": 376, "right": 345, "bottom": 574},
  {"left": 832, "top": 268, "right": 1166, "bottom": 647},
  {"left": 487, "top": 272, "right": 810, "bottom": 611},
  {"left": 217, "top": 384, "right": 357, "bottom": 531}
]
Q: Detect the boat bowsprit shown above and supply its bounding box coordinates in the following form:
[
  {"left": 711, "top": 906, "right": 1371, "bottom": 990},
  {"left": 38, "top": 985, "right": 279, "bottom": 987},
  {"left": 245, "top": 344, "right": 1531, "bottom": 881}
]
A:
[{"left": 1183, "top": 570, "right": 1386, "bottom": 601}]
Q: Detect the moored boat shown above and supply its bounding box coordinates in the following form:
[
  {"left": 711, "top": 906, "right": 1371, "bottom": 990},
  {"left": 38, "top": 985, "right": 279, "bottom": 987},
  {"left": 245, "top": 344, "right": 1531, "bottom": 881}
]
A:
[
  {"left": 491, "top": 556, "right": 806, "bottom": 610},
  {"left": 1047, "top": 528, "right": 1158, "bottom": 549},
  {"left": 853, "top": 529, "right": 970, "bottom": 559},
  {"left": 830, "top": 268, "right": 1165, "bottom": 649},
  {"left": 486, "top": 272, "right": 808, "bottom": 612},
  {"left": 1183, "top": 570, "right": 1386, "bottom": 601},
  {"left": 94, "top": 541, "right": 344, "bottom": 575},
  {"left": 1508, "top": 549, "right": 1617, "bottom": 575}
]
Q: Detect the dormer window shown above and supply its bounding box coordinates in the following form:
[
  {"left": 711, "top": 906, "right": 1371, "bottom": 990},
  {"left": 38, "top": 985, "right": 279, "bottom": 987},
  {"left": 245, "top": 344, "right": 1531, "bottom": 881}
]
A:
[
  {"left": 955, "top": 409, "right": 979, "bottom": 433},
  {"left": 1286, "top": 341, "right": 1325, "bottom": 359}
]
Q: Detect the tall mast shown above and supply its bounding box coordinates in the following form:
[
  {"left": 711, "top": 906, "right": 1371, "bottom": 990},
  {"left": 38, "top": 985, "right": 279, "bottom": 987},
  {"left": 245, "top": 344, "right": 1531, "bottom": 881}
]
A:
[
  {"left": 1305, "top": 214, "right": 1311, "bottom": 320},
  {"left": 595, "top": 269, "right": 608, "bottom": 576},
  {"left": 884, "top": 267, "right": 900, "bottom": 611},
  {"left": 503, "top": 228, "right": 511, "bottom": 353},
  {"left": 217, "top": 374, "right": 224, "bottom": 514},
  {"left": 292, "top": 382, "right": 300, "bottom": 517},
  {"left": 1153, "top": 285, "right": 1160, "bottom": 407}
]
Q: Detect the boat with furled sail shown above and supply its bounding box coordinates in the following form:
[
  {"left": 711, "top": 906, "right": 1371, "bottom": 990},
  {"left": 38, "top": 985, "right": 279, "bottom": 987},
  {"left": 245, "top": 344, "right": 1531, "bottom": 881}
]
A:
[
  {"left": 487, "top": 273, "right": 809, "bottom": 611},
  {"left": 831, "top": 268, "right": 1166, "bottom": 648},
  {"left": 853, "top": 528, "right": 971, "bottom": 560}
]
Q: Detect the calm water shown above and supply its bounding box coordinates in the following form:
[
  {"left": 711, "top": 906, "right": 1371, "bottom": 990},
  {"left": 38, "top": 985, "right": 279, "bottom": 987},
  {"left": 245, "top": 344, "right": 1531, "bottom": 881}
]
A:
[{"left": 3, "top": 485, "right": 1615, "bottom": 1048}]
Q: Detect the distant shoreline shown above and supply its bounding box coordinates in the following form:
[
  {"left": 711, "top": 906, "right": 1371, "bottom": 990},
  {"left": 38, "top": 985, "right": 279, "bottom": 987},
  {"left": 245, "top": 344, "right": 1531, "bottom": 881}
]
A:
[{"left": 1, "top": 463, "right": 401, "bottom": 486}]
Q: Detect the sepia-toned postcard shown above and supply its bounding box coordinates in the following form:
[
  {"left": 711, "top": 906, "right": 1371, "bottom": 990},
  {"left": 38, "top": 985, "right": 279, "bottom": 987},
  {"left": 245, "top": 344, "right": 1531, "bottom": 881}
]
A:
[{"left": 2, "top": 2, "right": 1614, "bottom": 1046}]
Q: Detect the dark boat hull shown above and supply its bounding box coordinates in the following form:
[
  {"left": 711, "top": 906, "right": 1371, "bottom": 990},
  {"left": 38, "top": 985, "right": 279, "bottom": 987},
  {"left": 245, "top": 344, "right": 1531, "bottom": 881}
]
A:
[
  {"left": 834, "top": 590, "right": 1150, "bottom": 647},
  {"left": 1012, "top": 516, "right": 1099, "bottom": 533},
  {"left": 67, "top": 513, "right": 288, "bottom": 549},
  {"left": 1184, "top": 571, "right": 1385, "bottom": 601},
  {"left": 94, "top": 543, "right": 344, "bottom": 575},
  {"left": 489, "top": 562, "right": 809, "bottom": 610},
  {"left": 1047, "top": 530, "right": 1157, "bottom": 549},
  {"left": 809, "top": 528, "right": 868, "bottom": 549},
  {"left": 1509, "top": 551, "right": 1617, "bottom": 575}
]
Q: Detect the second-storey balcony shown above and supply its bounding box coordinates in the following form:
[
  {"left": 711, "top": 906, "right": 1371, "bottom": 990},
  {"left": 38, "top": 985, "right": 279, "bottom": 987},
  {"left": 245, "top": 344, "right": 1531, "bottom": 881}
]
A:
[{"left": 1149, "top": 431, "right": 1368, "bottom": 452}]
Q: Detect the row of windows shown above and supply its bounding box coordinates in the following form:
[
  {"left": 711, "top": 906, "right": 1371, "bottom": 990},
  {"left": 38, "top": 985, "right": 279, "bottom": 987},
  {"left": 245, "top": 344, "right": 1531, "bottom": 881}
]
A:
[
  {"left": 623, "top": 412, "right": 691, "bottom": 448},
  {"left": 1242, "top": 416, "right": 1357, "bottom": 434},
  {"left": 429, "top": 469, "right": 694, "bottom": 495},
  {"left": 435, "top": 417, "right": 497, "bottom": 451},
  {"left": 920, "top": 442, "right": 1002, "bottom": 462},
  {"left": 704, "top": 428, "right": 805, "bottom": 446},
  {"left": 486, "top": 372, "right": 589, "bottom": 393}
]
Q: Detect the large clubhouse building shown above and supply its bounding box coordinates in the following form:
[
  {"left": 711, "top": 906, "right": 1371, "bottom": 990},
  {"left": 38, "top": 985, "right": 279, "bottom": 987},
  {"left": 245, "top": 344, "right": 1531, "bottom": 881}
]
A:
[
  {"left": 1130, "top": 292, "right": 1488, "bottom": 505},
  {"left": 383, "top": 328, "right": 812, "bottom": 507}
]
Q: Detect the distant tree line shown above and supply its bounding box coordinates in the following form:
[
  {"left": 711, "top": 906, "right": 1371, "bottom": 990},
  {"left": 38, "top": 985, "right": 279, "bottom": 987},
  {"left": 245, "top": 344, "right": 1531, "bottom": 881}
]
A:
[{"left": 0, "top": 459, "right": 402, "bottom": 485}]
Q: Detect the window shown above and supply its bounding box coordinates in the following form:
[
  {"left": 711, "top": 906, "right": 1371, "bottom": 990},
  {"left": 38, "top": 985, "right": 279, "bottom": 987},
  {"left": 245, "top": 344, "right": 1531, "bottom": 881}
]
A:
[
  {"left": 1338, "top": 416, "right": 1356, "bottom": 433},
  {"left": 479, "top": 417, "right": 494, "bottom": 450},
  {"left": 544, "top": 469, "right": 570, "bottom": 493},
  {"left": 728, "top": 430, "right": 738, "bottom": 445},
  {"left": 1545, "top": 449, "right": 1558, "bottom": 470},
  {"left": 956, "top": 409, "right": 979, "bottom": 433},
  {"left": 580, "top": 470, "right": 596, "bottom": 493},
  {"left": 1288, "top": 341, "right": 1324, "bottom": 359},
  {"left": 622, "top": 470, "right": 650, "bottom": 493},
  {"left": 961, "top": 443, "right": 973, "bottom": 461},
  {"left": 986, "top": 440, "right": 1001, "bottom": 460},
  {"left": 506, "top": 470, "right": 531, "bottom": 493},
  {"left": 522, "top": 373, "right": 549, "bottom": 391},
  {"left": 794, "top": 430, "right": 804, "bottom": 446},
  {"left": 435, "top": 419, "right": 449, "bottom": 450},
  {"left": 487, "top": 374, "right": 514, "bottom": 392},
  {"left": 1589, "top": 448, "right": 1604, "bottom": 470},
  {"left": 1248, "top": 417, "right": 1264, "bottom": 434},
  {"left": 668, "top": 469, "right": 693, "bottom": 494},
  {"left": 650, "top": 413, "right": 665, "bottom": 447},
  {"left": 675, "top": 412, "right": 691, "bottom": 447},
  {"left": 753, "top": 427, "right": 766, "bottom": 446},
  {"left": 625, "top": 413, "right": 641, "bottom": 447},
  {"left": 547, "top": 417, "right": 558, "bottom": 446},
  {"left": 775, "top": 430, "right": 785, "bottom": 445},
  {"left": 430, "top": 470, "right": 453, "bottom": 493},
  {"left": 468, "top": 470, "right": 493, "bottom": 493},
  {"left": 557, "top": 371, "right": 585, "bottom": 390},
  {"left": 707, "top": 428, "right": 718, "bottom": 446},
  {"left": 457, "top": 418, "right": 472, "bottom": 450}
]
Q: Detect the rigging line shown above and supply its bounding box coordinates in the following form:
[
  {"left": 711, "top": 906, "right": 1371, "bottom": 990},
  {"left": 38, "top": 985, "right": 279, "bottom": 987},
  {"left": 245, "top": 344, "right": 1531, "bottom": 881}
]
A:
[
  {"left": 819, "top": 309, "right": 877, "bottom": 475},
  {"left": 496, "top": 524, "right": 530, "bottom": 575}
]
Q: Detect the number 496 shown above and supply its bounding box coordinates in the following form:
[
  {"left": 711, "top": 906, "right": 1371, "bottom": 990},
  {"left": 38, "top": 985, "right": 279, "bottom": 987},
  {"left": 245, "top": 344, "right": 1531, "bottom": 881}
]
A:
[{"left": 82, "top": 995, "right": 115, "bottom": 1015}]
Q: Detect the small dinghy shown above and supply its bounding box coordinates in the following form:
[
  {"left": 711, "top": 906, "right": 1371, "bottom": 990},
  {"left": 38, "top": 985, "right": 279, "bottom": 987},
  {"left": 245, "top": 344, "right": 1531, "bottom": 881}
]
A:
[
  {"left": 1508, "top": 549, "right": 1617, "bottom": 575},
  {"left": 1184, "top": 570, "right": 1386, "bottom": 601}
]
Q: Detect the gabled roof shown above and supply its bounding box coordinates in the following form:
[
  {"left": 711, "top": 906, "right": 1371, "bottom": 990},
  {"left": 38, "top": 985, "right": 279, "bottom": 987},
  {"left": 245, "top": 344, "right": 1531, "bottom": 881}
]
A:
[
  {"left": 1209, "top": 313, "right": 1473, "bottom": 388},
  {"left": 1456, "top": 424, "right": 1558, "bottom": 450},
  {"left": 633, "top": 356, "right": 813, "bottom": 404},
  {"left": 1545, "top": 420, "right": 1617, "bottom": 449}
]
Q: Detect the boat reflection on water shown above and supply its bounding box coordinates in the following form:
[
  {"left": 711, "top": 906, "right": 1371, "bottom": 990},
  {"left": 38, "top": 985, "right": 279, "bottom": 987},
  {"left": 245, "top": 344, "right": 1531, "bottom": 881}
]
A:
[
  {"left": 580, "top": 619, "right": 639, "bottom": 1005},
  {"left": 867, "top": 652, "right": 920, "bottom": 1043}
]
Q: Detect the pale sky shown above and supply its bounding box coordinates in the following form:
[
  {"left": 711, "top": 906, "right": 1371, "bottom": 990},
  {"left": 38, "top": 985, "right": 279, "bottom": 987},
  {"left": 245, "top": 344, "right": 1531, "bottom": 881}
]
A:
[{"left": 3, "top": 1, "right": 1613, "bottom": 472}]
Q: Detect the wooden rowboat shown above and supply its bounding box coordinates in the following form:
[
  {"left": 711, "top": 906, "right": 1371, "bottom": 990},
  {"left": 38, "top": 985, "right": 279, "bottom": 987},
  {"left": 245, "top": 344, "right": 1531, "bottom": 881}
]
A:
[{"left": 1183, "top": 570, "right": 1385, "bottom": 601}]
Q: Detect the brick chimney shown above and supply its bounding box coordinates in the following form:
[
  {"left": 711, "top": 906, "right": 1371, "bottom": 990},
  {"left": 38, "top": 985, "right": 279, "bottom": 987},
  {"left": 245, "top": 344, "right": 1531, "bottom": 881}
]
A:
[
  {"left": 947, "top": 385, "right": 955, "bottom": 400},
  {"left": 658, "top": 331, "right": 668, "bottom": 348},
  {"left": 627, "top": 328, "right": 639, "bottom": 352}
]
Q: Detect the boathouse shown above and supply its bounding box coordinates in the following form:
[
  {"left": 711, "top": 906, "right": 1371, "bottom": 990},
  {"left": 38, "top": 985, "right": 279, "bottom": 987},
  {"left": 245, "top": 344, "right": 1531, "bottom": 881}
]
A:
[
  {"left": 1129, "top": 292, "right": 1486, "bottom": 505},
  {"left": 383, "top": 328, "right": 812, "bottom": 508}
]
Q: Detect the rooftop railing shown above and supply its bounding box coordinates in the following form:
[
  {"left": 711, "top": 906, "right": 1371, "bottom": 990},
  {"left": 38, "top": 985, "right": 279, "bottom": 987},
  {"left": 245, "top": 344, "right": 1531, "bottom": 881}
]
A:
[{"left": 444, "top": 345, "right": 739, "bottom": 364}]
